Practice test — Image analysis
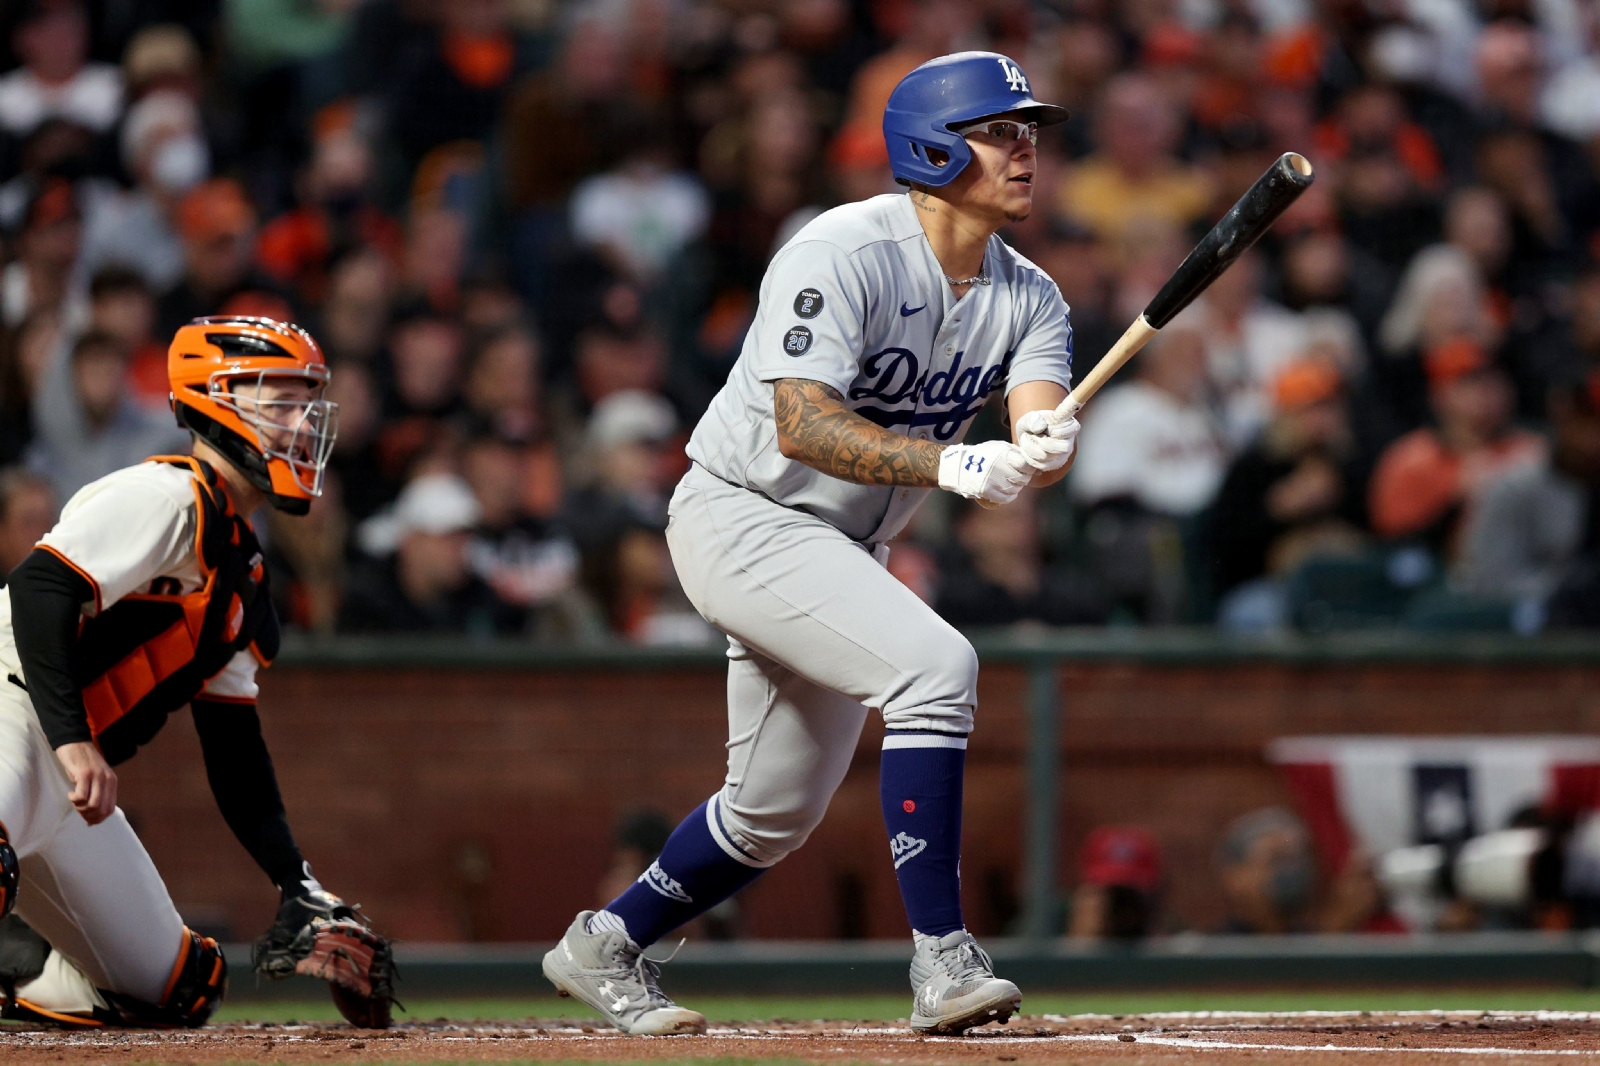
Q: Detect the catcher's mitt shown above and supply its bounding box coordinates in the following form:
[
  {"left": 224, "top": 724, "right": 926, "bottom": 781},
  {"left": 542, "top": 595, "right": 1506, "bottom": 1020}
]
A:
[{"left": 253, "top": 890, "right": 396, "bottom": 1028}]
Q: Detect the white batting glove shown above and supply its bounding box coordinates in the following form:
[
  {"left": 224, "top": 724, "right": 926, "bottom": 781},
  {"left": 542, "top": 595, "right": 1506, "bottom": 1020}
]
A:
[
  {"left": 938, "top": 439, "right": 1036, "bottom": 506},
  {"left": 1014, "top": 408, "right": 1081, "bottom": 473}
]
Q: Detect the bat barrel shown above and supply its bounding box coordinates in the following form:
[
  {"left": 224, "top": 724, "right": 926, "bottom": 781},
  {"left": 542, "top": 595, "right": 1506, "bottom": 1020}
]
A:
[{"left": 1141, "top": 152, "right": 1315, "bottom": 330}]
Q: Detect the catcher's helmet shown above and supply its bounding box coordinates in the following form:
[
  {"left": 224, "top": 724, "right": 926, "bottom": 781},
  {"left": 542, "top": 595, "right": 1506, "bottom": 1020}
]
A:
[
  {"left": 168, "top": 316, "right": 338, "bottom": 515},
  {"left": 883, "top": 51, "right": 1069, "bottom": 188}
]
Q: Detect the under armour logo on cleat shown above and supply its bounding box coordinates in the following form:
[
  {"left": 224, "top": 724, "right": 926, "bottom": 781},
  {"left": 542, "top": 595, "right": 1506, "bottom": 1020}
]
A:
[{"left": 964, "top": 456, "right": 985, "bottom": 473}]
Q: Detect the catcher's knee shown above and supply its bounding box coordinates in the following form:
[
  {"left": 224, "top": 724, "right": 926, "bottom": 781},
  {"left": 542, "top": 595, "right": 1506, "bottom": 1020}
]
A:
[
  {"left": 92, "top": 928, "right": 224, "bottom": 1028},
  {"left": 706, "top": 790, "right": 828, "bottom": 868}
]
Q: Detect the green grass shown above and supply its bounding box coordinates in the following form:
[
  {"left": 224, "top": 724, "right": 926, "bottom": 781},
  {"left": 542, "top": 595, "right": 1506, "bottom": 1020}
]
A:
[{"left": 213, "top": 988, "right": 1600, "bottom": 1025}]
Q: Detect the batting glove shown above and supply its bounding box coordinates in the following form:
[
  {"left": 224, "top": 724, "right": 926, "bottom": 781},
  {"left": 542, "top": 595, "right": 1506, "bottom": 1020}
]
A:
[
  {"left": 938, "top": 439, "right": 1035, "bottom": 506},
  {"left": 1014, "top": 409, "right": 1081, "bottom": 473}
]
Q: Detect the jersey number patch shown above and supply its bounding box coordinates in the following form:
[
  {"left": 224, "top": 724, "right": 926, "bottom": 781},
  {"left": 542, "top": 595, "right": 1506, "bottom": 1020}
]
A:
[
  {"left": 794, "top": 288, "right": 824, "bottom": 318},
  {"left": 783, "top": 325, "right": 813, "bottom": 355}
]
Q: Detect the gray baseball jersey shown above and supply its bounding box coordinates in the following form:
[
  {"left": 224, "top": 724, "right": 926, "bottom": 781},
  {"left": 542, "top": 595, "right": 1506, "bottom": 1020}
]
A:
[{"left": 686, "top": 193, "right": 1074, "bottom": 544}]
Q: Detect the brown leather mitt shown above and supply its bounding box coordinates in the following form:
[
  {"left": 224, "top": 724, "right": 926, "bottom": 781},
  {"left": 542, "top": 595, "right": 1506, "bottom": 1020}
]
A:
[
  {"left": 254, "top": 890, "right": 399, "bottom": 1029},
  {"left": 294, "top": 918, "right": 396, "bottom": 1029}
]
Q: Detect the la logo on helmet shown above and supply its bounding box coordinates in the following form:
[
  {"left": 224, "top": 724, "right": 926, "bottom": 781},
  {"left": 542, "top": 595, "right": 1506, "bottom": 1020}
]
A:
[{"left": 999, "top": 57, "right": 1028, "bottom": 93}]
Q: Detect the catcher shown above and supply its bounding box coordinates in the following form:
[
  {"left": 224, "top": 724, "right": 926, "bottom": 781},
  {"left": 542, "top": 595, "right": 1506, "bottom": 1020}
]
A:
[{"left": 0, "top": 316, "right": 394, "bottom": 1028}]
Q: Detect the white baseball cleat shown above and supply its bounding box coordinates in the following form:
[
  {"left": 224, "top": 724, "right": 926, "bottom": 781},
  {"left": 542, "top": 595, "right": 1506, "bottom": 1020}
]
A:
[
  {"left": 908, "top": 928, "right": 1021, "bottom": 1035},
  {"left": 541, "top": 912, "right": 706, "bottom": 1035}
]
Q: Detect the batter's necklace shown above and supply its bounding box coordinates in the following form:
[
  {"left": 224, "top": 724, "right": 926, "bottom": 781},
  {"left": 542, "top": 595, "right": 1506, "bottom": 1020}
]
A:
[{"left": 944, "top": 268, "right": 990, "bottom": 287}]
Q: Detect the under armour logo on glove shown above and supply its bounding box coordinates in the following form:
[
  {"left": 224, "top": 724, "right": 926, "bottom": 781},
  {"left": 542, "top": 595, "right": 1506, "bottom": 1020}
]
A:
[{"left": 939, "top": 440, "right": 1035, "bottom": 506}]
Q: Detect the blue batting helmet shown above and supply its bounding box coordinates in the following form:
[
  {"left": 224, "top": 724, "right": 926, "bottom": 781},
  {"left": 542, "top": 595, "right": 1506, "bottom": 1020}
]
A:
[{"left": 883, "top": 51, "right": 1069, "bottom": 188}]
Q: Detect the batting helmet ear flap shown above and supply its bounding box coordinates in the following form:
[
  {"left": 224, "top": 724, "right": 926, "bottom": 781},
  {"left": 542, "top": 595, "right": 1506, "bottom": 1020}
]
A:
[{"left": 884, "top": 113, "right": 974, "bottom": 188}]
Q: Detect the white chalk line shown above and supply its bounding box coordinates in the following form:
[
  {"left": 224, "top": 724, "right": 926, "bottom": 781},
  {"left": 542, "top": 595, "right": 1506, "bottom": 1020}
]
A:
[{"left": 1065, "top": 1034, "right": 1600, "bottom": 1056}]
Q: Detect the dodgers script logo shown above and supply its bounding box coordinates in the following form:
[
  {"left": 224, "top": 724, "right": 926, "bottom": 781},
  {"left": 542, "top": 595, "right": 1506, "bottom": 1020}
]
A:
[
  {"left": 848, "top": 348, "right": 1013, "bottom": 441},
  {"left": 890, "top": 831, "right": 927, "bottom": 869},
  {"left": 638, "top": 860, "right": 693, "bottom": 903}
]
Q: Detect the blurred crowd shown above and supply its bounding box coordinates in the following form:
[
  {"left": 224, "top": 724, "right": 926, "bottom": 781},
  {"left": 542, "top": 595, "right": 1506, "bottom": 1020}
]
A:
[{"left": 5, "top": 0, "right": 1600, "bottom": 640}]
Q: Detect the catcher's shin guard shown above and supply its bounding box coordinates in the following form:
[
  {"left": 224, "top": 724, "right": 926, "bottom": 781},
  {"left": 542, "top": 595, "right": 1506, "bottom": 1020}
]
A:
[
  {"left": 0, "top": 820, "right": 17, "bottom": 919},
  {"left": 104, "top": 928, "right": 226, "bottom": 1028}
]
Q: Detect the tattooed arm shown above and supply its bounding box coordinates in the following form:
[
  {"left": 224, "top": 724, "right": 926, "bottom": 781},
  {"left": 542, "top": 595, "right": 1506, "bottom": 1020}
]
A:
[{"left": 773, "top": 378, "right": 945, "bottom": 486}]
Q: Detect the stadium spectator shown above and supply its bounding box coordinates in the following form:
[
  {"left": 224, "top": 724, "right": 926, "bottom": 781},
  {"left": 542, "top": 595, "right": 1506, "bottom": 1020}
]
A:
[
  {"left": 1193, "top": 250, "right": 1319, "bottom": 447},
  {"left": 322, "top": 358, "right": 389, "bottom": 523},
  {"left": 315, "top": 245, "right": 393, "bottom": 364},
  {"left": 75, "top": 89, "right": 199, "bottom": 293},
  {"left": 0, "top": 466, "right": 54, "bottom": 576},
  {"left": 461, "top": 432, "right": 597, "bottom": 642},
  {"left": 1211, "top": 360, "right": 1367, "bottom": 627},
  {"left": 1368, "top": 338, "right": 1544, "bottom": 556},
  {"left": 386, "top": 0, "right": 531, "bottom": 174},
  {"left": 1068, "top": 826, "right": 1163, "bottom": 941},
  {"left": 1072, "top": 322, "right": 1228, "bottom": 519},
  {"left": 85, "top": 266, "right": 164, "bottom": 409},
  {"left": 1071, "top": 322, "right": 1227, "bottom": 623},
  {"left": 0, "top": 0, "right": 122, "bottom": 141},
  {"left": 0, "top": 307, "right": 59, "bottom": 465},
  {"left": 3, "top": 176, "right": 81, "bottom": 328},
  {"left": 1456, "top": 374, "right": 1600, "bottom": 616},
  {"left": 375, "top": 305, "right": 466, "bottom": 482},
  {"left": 1215, "top": 807, "right": 1317, "bottom": 934},
  {"left": 344, "top": 471, "right": 524, "bottom": 636},
  {"left": 25, "top": 328, "right": 187, "bottom": 503},
  {"left": 156, "top": 178, "right": 279, "bottom": 338},
  {"left": 569, "top": 134, "right": 710, "bottom": 285},
  {"left": 1055, "top": 73, "right": 1214, "bottom": 245},
  {"left": 256, "top": 121, "right": 401, "bottom": 306}
]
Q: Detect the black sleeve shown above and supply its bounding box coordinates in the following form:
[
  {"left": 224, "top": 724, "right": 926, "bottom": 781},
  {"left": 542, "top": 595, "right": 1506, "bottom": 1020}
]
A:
[
  {"left": 7, "top": 549, "right": 94, "bottom": 749},
  {"left": 191, "top": 698, "right": 308, "bottom": 897}
]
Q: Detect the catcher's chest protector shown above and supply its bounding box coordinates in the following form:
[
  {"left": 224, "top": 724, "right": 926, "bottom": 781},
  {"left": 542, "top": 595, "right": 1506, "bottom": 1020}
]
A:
[{"left": 74, "top": 456, "right": 280, "bottom": 765}]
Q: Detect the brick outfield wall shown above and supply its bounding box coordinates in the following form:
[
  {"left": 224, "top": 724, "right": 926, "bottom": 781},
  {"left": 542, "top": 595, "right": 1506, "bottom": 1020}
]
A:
[{"left": 112, "top": 661, "right": 1600, "bottom": 944}]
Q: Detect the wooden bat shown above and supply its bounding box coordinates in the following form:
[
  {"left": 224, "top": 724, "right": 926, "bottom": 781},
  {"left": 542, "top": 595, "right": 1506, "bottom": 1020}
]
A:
[{"left": 1054, "top": 152, "right": 1315, "bottom": 421}]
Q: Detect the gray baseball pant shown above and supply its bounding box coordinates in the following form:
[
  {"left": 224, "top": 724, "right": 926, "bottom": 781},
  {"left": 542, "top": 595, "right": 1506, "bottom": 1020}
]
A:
[{"left": 666, "top": 464, "right": 977, "bottom": 869}]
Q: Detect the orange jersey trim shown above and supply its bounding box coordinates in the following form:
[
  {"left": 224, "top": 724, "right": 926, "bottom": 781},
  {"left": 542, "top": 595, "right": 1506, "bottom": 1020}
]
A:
[{"left": 33, "top": 544, "right": 103, "bottom": 615}]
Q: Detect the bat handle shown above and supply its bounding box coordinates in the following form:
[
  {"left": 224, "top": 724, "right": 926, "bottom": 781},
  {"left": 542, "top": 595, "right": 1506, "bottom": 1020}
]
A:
[{"left": 1050, "top": 315, "right": 1160, "bottom": 422}]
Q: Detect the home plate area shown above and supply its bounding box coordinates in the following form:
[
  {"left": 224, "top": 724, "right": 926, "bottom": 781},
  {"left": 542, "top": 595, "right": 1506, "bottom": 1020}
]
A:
[{"left": 7, "top": 1011, "right": 1600, "bottom": 1064}]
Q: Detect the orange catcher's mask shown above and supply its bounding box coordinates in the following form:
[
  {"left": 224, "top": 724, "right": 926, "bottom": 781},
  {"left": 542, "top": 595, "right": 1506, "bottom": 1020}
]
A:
[{"left": 168, "top": 316, "right": 338, "bottom": 515}]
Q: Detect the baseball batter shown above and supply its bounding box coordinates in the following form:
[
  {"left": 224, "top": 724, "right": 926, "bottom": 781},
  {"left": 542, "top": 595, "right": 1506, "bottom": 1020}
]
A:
[
  {"left": 544, "top": 52, "right": 1080, "bottom": 1035},
  {"left": 0, "top": 317, "right": 393, "bottom": 1028}
]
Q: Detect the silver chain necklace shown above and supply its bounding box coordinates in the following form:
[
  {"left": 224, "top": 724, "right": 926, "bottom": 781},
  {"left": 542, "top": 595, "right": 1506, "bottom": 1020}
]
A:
[{"left": 944, "top": 268, "right": 990, "bottom": 287}]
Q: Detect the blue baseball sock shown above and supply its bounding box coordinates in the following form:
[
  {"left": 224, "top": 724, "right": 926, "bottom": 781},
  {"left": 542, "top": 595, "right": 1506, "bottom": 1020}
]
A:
[
  {"left": 880, "top": 729, "right": 967, "bottom": 937},
  {"left": 591, "top": 800, "right": 765, "bottom": 948}
]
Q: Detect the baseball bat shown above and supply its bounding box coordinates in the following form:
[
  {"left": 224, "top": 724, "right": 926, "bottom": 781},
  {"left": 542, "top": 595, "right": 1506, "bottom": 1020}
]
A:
[{"left": 1054, "top": 152, "right": 1315, "bottom": 420}]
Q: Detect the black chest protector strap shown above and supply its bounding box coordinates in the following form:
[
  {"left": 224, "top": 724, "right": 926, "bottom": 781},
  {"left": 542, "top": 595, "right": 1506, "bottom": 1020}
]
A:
[{"left": 73, "top": 456, "right": 281, "bottom": 765}]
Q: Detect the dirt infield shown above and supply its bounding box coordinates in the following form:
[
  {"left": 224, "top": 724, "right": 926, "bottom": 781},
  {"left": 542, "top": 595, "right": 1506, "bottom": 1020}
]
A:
[{"left": 8, "top": 1010, "right": 1600, "bottom": 1064}]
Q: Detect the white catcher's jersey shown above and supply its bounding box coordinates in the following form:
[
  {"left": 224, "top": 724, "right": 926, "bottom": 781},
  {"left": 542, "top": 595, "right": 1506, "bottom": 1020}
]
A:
[
  {"left": 0, "top": 461, "right": 259, "bottom": 700},
  {"left": 686, "top": 193, "right": 1074, "bottom": 544}
]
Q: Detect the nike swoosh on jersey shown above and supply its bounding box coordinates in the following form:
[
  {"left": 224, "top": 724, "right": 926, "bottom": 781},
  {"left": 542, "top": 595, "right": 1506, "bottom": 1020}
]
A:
[{"left": 899, "top": 302, "right": 926, "bottom": 317}]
